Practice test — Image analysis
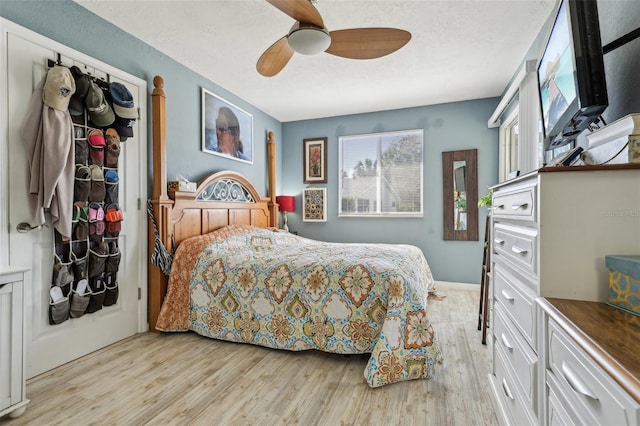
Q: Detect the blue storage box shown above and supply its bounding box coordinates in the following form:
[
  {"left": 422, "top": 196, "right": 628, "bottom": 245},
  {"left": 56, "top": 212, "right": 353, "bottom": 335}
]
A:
[{"left": 605, "top": 255, "right": 640, "bottom": 316}]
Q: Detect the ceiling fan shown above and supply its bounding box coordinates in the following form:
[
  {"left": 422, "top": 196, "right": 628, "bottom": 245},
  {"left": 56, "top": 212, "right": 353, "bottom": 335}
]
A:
[{"left": 257, "top": 0, "right": 412, "bottom": 77}]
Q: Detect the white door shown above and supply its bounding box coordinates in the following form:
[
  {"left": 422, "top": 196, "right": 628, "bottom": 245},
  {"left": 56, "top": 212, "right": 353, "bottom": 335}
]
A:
[{"left": 4, "top": 25, "right": 147, "bottom": 378}]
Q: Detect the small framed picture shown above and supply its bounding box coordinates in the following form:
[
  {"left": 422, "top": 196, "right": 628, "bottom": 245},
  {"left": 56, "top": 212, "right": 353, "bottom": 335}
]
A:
[
  {"left": 302, "top": 187, "right": 327, "bottom": 222},
  {"left": 202, "top": 88, "right": 253, "bottom": 164},
  {"left": 303, "top": 137, "right": 327, "bottom": 183}
]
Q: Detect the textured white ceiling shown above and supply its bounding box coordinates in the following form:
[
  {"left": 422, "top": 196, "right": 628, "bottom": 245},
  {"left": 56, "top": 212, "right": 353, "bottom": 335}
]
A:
[{"left": 74, "top": 0, "right": 555, "bottom": 122}]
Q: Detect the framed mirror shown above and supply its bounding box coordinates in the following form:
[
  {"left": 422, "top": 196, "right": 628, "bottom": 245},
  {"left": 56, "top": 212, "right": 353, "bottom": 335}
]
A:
[{"left": 442, "top": 149, "right": 478, "bottom": 240}]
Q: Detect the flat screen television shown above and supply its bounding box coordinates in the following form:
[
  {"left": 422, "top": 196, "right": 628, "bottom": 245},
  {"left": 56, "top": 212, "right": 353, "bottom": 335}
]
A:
[{"left": 537, "top": 0, "right": 608, "bottom": 151}]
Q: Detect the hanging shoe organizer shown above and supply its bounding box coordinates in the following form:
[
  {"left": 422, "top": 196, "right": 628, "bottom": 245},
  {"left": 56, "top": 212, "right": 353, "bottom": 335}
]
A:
[{"left": 47, "top": 55, "right": 129, "bottom": 325}]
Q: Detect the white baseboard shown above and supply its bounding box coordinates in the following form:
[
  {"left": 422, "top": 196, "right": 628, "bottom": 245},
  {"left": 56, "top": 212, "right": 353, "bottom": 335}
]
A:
[{"left": 434, "top": 281, "right": 480, "bottom": 291}]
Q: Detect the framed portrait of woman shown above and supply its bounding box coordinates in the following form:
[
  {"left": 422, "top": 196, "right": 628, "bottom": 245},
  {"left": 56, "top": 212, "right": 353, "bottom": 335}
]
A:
[
  {"left": 303, "top": 137, "right": 327, "bottom": 183},
  {"left": 202, "top": 88, "right": 253, "bottom": 164}
]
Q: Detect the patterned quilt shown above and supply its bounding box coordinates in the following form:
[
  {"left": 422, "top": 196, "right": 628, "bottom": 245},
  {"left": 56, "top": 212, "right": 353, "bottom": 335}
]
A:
[{"left": 156, "top": 225, "right": 443, "bottom": 387}]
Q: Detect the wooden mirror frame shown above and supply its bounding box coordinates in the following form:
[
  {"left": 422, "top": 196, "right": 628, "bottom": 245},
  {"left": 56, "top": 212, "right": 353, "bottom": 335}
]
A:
[{"left": 442, "top": 149, "right": 479, "bottom": 241}]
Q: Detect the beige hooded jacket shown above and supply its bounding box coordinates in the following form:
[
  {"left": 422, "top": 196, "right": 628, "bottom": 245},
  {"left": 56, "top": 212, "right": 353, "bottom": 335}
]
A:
[{"left": 20, "top": 73, "right": 75, "bottom": 240}]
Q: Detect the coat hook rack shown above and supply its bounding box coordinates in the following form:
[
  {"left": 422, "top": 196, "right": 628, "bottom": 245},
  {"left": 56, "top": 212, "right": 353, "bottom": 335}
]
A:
[{"left": 46, "top": 52, "right": 63, "bottom": 68}]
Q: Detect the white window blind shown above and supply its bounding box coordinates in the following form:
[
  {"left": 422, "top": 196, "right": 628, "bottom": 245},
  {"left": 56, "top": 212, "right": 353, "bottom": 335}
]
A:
[{"left": 339, "top": 129, "right": 423, "bottom": 217}]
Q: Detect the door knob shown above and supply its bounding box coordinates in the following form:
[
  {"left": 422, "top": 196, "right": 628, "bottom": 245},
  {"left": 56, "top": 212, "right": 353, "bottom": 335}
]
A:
[{"left": 16, "top": 222, "right": 48, "bottom": 233}]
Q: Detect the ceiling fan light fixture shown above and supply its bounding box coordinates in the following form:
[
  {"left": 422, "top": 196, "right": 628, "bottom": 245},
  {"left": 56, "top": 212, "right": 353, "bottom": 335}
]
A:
[{"left": 287, "top": 23, "right": 331, "bottom": 55}]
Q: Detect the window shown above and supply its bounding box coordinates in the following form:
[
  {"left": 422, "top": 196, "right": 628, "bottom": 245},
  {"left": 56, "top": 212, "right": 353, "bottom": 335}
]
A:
[
  {"left": 339, "top": 129, "right": 423, "bottom": 217},
  {"left": 500, "top": 110, "right": 520, "bottom": 181}
]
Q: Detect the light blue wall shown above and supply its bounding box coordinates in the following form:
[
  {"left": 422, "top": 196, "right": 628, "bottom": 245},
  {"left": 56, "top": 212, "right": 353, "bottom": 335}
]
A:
[
  {"left": 282, "top": 99, "right": 500, "bottom": 284},
  {"left": 0, "top": 0, "right": 282, "bottom": 197}
]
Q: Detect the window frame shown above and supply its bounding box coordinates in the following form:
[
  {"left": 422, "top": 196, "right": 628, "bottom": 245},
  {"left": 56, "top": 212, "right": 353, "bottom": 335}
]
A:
[
  {"left": 499, "top": 108, "right": 520, "bottom": 182},
  {"left": 338, "top": 129, "right": 424, "bottom": 218}
]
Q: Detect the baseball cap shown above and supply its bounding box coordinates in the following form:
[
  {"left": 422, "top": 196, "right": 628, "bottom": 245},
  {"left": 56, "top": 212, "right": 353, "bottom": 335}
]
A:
[
  {"left": 43, "top": 66, "right": 76, "bottom": 111},
  {"left": 85, "top": 81, "right": 115, "bottom": 127},
  {"left": 113, "top": 114, "right": 134, "bottom": 141},
  {"left": 109, "top": 82, "right": 137, "bottom": 119},
  {"left": 68, "top": 66, "right": 91, "bottom": 116}
]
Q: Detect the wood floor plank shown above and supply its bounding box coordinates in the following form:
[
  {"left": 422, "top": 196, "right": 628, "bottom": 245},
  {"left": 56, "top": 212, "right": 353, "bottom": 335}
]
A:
[{"left": 3, "top": 285, "right": 497, "bottom": 425}]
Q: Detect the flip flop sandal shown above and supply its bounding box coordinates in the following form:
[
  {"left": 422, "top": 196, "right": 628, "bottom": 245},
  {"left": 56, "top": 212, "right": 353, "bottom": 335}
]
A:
[
  {"left": 105, "top": 128, "right": 121, "bottom": 167},
  {"left": 88, "top": 202, "right": 104, "bottom": 222},
  {"left": 87, "top": 129, "right": 106, "bottom": 148},
  {"left": 104, "top": 169, "right": 119, "bottom": 183},
  {"left": 105, "top": 203, "right": 124, "bottom": 222},
  {"left": 88, "top": 165, "right": 106, "bottom": 202},
  {"left": 87, "top": 129, "right": 105, "bottom": 166},
  {"left": 105, "top": 220, "right": 121, "bottom": 237},
  {"left": 89, "top": 222, "right": 105, "bottom": 244}
]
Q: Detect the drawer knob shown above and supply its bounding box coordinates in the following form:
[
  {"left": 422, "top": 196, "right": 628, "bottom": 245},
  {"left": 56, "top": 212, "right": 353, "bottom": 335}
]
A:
[
  {"left": 561, "top": 361, "right": 599, "bottom": 401},
  {"left": 511, "top": 202, "right": 528, "bottom": 210},
  {"left": 502, "top": 378, "right": 515, "bottom": 400},
  {"left": 493, "top": 204, "right": 505, "bottom": 211},
  {"left": 501, "top": 289, "right": 515, "bottom": 301},
  {"left": 501, "top": 333, "right": 513, "bottom": 350},
  {"left": 511, "top": 246, "right": 528, "bottom": 255},
  {"left": 494, "top": 238, "right": 505, "bottom": 245}
]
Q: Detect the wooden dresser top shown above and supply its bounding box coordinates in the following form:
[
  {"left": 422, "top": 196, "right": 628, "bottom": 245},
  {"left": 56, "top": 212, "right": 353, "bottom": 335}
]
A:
[{"left": 539, "top": 298, "right": 640, "bottom": 403}]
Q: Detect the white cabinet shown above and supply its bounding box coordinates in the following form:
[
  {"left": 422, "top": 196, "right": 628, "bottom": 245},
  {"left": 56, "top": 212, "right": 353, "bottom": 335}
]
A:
[
  {"left": 488, "top": 165, "right": 640, "bottom": 425},
  {"left": 0, "top": 266, "right": 29, "bottom": 419}
]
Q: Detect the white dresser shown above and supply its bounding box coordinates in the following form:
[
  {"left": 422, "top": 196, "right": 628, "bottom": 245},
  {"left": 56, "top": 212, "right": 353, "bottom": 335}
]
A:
[
  {"left": 0, "top": 266, "right": 29, "bottom": 419},
  {"left": 487, "top": 165, "right": 640, "bottom": 425}
]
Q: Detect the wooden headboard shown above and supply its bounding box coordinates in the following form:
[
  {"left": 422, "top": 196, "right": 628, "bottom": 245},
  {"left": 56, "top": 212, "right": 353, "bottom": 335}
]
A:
[{"left": 147, "top": 76, "right": 278, "bottom": 331}]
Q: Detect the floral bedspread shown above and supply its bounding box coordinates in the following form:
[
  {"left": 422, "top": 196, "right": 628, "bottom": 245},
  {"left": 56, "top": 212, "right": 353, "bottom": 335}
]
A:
[{"left": 156, "top": 225, "right": 443, "bottom": 387}]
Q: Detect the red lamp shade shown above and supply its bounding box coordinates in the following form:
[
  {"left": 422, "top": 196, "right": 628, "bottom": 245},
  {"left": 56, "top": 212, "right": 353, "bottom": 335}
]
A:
[{"left": 276, "top": 195, "right": 295, "bottom": 213}]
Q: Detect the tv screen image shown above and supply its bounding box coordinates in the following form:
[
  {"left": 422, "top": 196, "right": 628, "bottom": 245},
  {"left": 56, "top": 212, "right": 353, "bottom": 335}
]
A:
[
  {"left": 537, "top": 0, "right": 608, "bottom": 151},
  {"left": 539, "top": 1, "right": 576, "bottom": 136}
]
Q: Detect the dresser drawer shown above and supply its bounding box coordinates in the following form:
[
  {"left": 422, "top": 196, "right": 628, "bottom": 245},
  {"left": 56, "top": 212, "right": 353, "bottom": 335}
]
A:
[
  {"left": 493, "top": 223, "right": 537, "bottom": 277},
  {"left": 494, "top": 303, "right": 538, "bottom": 411},
  {"left": 492, "top": 181, "right": 537, "bottom": 222},
  {"left": 493, "top": 343, "right": 537, "bottom": 425},
  {"left": 547, "top": 319, "right": 640, "bottom": 426},
  {"left": 547, "top": 371, "right": 580, "bottom": 426},
  {"left": 493, "top": 263, "right": 537, "bottom": 349}
]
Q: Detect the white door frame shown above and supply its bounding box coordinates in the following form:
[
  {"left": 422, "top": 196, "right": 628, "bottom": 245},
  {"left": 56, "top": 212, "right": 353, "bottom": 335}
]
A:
[{"left": 0, "top": 17, "right": 148, "bottom": 335}]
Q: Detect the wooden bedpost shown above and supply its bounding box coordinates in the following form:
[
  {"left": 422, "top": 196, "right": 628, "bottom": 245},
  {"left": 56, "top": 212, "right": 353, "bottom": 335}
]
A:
[
  {"left": 148, "top": 76, "right": 174, "bottom": 332},
  {"left": 267, "top": 131, "right": 278, "bottom": 227}
]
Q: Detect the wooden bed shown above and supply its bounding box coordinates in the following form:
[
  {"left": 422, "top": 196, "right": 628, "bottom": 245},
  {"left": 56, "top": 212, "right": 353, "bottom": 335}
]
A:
[
  {"left": 147, "top": 76, "right": 442, "bottom": 388},
  {"left": 147, "top": 76, "right": 278, "bottom": 332}
]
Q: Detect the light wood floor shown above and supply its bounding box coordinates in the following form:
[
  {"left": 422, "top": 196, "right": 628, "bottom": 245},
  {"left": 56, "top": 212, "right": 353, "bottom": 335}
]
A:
[{"left": 4, "top": 283, "right": 496, "bottom": 426}]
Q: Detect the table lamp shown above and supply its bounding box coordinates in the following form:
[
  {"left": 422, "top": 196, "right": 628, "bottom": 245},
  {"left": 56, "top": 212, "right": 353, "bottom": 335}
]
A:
[{"left": 276, "top": 195, "right": 295, "bottom": 232}]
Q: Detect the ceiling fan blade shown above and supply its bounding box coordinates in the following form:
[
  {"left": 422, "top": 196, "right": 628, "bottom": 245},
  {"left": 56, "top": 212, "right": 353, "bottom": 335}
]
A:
[
  {"left": 257, "top": 36, "right": 295, "bottom": 77},
  {"left": 266, "top": 0, "right": 324, "bottom": 28},
  {"left": 326, "top": 28, "right": 411, "bottom": 59}
]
